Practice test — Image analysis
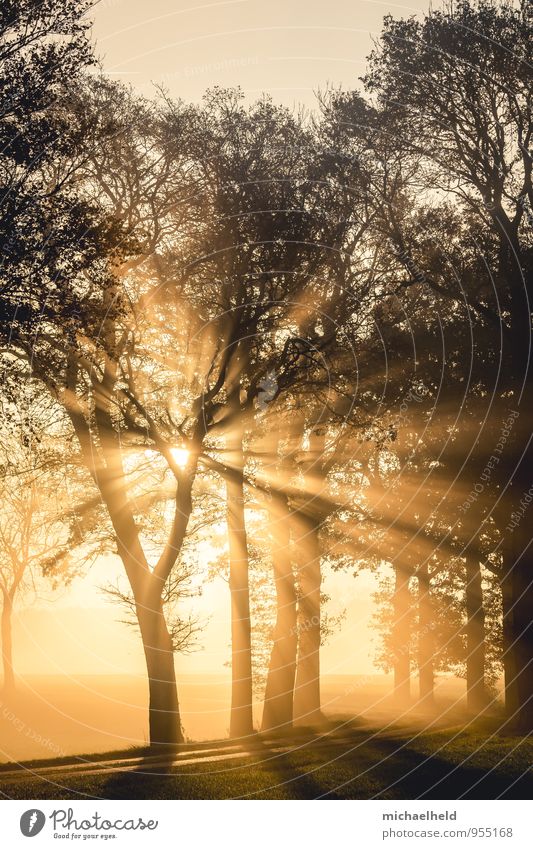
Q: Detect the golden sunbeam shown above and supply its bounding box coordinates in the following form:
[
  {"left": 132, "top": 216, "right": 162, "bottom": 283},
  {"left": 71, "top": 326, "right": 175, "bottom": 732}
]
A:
[{"left": 170, "top": 446, "right": 190, "bottom": 469}]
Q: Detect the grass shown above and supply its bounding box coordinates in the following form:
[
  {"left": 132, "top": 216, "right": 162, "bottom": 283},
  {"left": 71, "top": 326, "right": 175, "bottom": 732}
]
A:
[{"left": 1, "top": 720, "right": 532, "bottom": 800}]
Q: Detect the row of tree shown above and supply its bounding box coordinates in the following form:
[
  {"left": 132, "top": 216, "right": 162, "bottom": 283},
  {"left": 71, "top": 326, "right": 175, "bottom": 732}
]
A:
[{"left": 0, "top": 0, "right": 531, "bottom": 745}]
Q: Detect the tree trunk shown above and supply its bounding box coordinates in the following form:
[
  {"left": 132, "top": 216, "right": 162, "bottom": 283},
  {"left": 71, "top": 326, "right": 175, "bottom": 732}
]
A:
[
  {"left": 417, "top": 563, "right": 434, "bottom": 704},
  {"left": 1, "top": 593, "right": 15, "bottom": 694},
  {"left": 465, "top": 554, "right": 487, "bottom": 712},
  {"left": 497, "top": 433, "right": 533, "bottom": 732},
  {"left": 500, "top": 563, "right": 519, "bottom": 720},
  {"left": 392, "top": 565, "right": 411, "bottom": 702},
  {"left": 293, "top": 426, "right": 324, "bottom": 726},
  {"left": 293, "top": 514, "right": 321, "bottom": 724},
  {"left": 262, "top": 489, "right": 297, "bottom": 733},
  {"left": 502, "top": 522, "right": 533, "bottom": 732},
  {"left": 501, "top": 238, "right": 533, "bottom": 731},
  {"left": 137, "top": 598, "right": 182, "bottom": 747},
  {"left": 89, "top": 434, "right": 185, "bottom": 746},
  {"left": 104, "top": 483, "right": 185, "bottom": 747},
  {"left": 226, "top": 442, "right": 254, "bottom": 738}
]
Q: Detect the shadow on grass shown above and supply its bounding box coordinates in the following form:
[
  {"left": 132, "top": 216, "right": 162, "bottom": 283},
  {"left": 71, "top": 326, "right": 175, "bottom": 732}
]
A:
[
  {"left": 98, "top": 728, "right": 533, "bottom": 800},
  {"left": 334, "top": 733, "right": 533, "bottom": 800}
]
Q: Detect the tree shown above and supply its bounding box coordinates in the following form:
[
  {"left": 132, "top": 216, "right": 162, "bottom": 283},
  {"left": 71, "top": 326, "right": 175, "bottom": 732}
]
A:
[
  {"left": 104, "top": 487, "right": 214, "bottom": 660},
  {"left": 0, "top": 0, "right": 96, "bottom": 312},
  {"left": 260, "top": 418, "right": 298, "bottom": 732},
  {"left": 0, "top": 388, "right": 88, "bottom": 693},
  {"left": 0, "top": 76, "right": 205, "bottom": 745},
  {"left": 160, "top": 89, "right": 360, "bottom": 736},
  {"left": 9, "top": 82, "right": 355, "bottom": 745},
  {"left": 364, "top": 0, "right": 533, "bottom": 729}
]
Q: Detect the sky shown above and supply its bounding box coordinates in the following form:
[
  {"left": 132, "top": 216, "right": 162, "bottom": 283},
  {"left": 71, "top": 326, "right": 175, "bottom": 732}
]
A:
[
  {"left": 14, "top": 0, "right": 436, "bottom": 681},
  {"left": 90, "top": 0, "right": 432, "bottom": 109},
  {"left": 15, "top": 554, "right": 382, "bottom": 677}
]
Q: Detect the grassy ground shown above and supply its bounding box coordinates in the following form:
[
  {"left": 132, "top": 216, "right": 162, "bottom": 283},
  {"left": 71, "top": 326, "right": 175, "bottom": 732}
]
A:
[{"left": 1, "top": 720, "right": 531, "bottom": 800}]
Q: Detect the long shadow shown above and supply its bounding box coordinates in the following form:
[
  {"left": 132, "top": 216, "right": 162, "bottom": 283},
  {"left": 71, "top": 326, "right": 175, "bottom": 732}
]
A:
[
  {"left": 99, "top": 733, "right": 341, "bottom": 800},
  {"left": 324, "top": 733, "right": 533, "bottom": 800},
  {"left": 235, "top": 733, "right": 343, "bottom": 800},
  {"left": 98, "top": 728, "right": 533, "bottom": 800},
  {"left": 100, "top": 750, "right": 185, "bottom": 799}
]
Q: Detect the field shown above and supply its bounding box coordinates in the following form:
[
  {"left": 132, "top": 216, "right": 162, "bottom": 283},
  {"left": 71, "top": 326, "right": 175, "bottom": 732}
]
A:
[
  {"left": 0, "top": 723, "right": 531, "bottom": 800},
  {"left": 0, "top": 675, "right": 529, "bottom": 800}
]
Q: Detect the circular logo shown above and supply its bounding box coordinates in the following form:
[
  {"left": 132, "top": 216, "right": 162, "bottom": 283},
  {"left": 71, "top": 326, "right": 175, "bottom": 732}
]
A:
[{"left": 20, "top": 810, "right": 46, "bottom": 837}]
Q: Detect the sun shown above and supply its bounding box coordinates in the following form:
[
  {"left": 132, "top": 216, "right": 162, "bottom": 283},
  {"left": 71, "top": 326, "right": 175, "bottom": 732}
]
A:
[{"left": 170, "top": 446, "right": 189, "bottom": 469}]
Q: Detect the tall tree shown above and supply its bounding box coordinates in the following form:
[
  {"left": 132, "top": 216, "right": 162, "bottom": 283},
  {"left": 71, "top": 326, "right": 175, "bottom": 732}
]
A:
[
  {"left": 364, "top": 0, "right": 533, "bottom": 729},
  {"left": 1, "top": 78, "right": 209, "bottom": 745},
  {"left": 261, "top": 421, "right": 297, "bottom": 733},
  {"left": 161, "top": 89, "right": 357, "bottom": 735}
]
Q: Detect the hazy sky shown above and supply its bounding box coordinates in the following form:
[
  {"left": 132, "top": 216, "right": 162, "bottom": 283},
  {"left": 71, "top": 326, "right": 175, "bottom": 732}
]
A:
[
  {"left": 91, "top": 0, "right": 433, "bottom": 109},
  {"left": 15, "top": 556, "right": 381, "bottom": 677}
]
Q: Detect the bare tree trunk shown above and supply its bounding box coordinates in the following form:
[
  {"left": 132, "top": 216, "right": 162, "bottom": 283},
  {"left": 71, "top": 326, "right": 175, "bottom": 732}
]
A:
[
  {"left": 392, "top": 564, "right": 411, "bottom": 702},
  {"left": 1, "top": 592, "right": 15, "bottom": 694},
  {"left": 226, "top": 418, "right": 254, "bottom": 738},
  {"left": 73, "top": 412, "right": 185, "bottom": 746},
  {"left": 262, "top": 488, "right": 297, "bottom": 733},
  {"left": 101, "top": 468, "right": 185, "bottom": 746},
  {"left": 292, "top": 425, "right": 326, "bottom": 725},
  {"left": 501, "top": 564, "right": 519, "bottom": 720},
  {"left": 293, "top": 513, "right": 322, "bottom": 725},
  {"left": 502, "top": 250, "right": 533, "bottom": 732},
  {"left": 502, "top": 526, "right": 533, "bottom": 732},
  {"left": 509, "top": 429, "right": 533, "bottom": 730},
  {"left": 465, "top": 554, "right": 487, "bottom": 712},
  {"left": 137, "top": 594, "right": 182, "bottom": 747},
  {"left": 417, "top": 563, "right": 434, "bottom": 704}
]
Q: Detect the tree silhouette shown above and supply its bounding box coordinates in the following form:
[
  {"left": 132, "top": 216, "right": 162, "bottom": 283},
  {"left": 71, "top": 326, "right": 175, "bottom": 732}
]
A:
[{"left": 364, "top": 0, "right": 533, "bottom": 729}]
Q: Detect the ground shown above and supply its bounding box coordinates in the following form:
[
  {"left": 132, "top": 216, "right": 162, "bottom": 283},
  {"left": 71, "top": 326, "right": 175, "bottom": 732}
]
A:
[{"left": 1, "top": 720, "right": 531, "bottom": 800}]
